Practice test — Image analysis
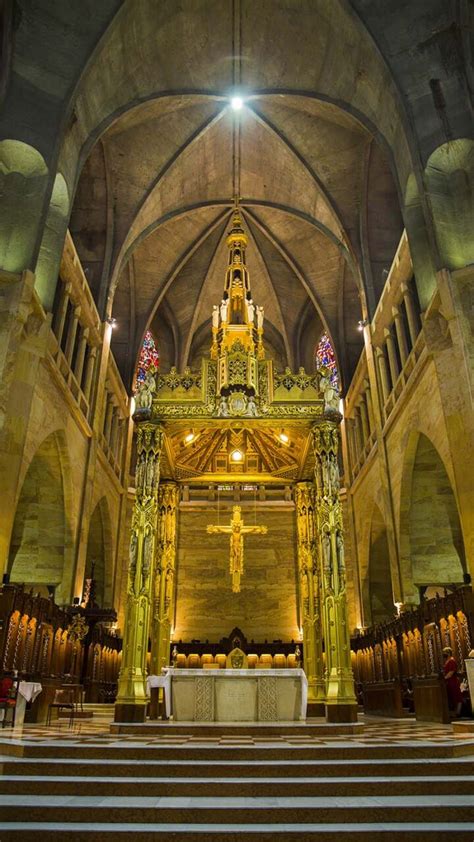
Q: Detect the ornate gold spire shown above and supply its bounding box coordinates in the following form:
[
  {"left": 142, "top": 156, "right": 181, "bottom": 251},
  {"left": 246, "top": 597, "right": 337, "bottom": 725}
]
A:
[
  {"left": 209, "top": 200, "right": 265, "bottom": 415},
  {"left": 223, "top": 200, "right": 251, "bottom": 320}
]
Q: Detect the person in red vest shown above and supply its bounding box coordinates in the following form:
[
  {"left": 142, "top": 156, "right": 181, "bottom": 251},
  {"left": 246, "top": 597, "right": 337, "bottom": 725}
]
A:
[{"left": 443, "top": 646, "right": 463, "bottom": 717}]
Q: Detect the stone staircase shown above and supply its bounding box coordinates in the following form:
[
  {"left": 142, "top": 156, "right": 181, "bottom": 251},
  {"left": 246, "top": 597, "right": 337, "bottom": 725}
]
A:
[{"left": 0, "top": 726, "right": 473, "bottom": 839}]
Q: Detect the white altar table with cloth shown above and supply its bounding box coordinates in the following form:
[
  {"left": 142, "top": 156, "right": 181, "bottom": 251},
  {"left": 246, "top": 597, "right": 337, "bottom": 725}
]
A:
[
  {"left": 168, "top": 668, "right": 307, "bottom": 722},
  {"left": 15, "top": 681, "right": 42, "bottom": 727},
  {"left": 146, "top": 673, "right": 171, "bottom": 718}
]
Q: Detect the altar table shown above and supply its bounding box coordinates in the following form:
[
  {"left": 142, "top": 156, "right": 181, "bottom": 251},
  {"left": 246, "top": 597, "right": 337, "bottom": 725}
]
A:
[
  {"left": 168, "top": 668, "right": 307, "bottom": 721},
  {"left": 15, "top": 681, "right": 42, "bottom": 727},
  {"left": 146, "top": 673, "right": 171, "bottom": 718}
]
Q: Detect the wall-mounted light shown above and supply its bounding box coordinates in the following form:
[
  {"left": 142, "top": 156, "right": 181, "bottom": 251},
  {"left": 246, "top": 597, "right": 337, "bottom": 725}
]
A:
[
  {"left": 184, "top": 432, "right": 195, "bottom": 444},
  {"left": 230, "top": 449, "right": 244, "bottom": 463},
  {"left": 357, "top": 319, "right": 368, "bottom": 332},
  {"left": 279, "top": 432, "right": 289, "bottom": 444},
  {"left": 106, "top": 317, "right": 117, "bottom": 329},
  {"left": 394, "top": 601, "right": 403, "bottom": 616}
]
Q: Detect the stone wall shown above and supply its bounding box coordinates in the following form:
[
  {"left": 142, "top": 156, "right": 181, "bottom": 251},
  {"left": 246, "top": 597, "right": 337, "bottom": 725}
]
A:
[{"left": 174, "top": 503, "right": 299, "bottom": 644}]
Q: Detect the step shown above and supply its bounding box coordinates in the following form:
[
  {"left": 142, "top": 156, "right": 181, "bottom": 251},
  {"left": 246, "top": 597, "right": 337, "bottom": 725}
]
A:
[
  {"left": 2, "top": 741, "right": 472, "bottom": 761},
  {"left": 1, "top": 822, "right": 474, "bottom": 841},
  {"left": 1, "top": 794, "right": 473, "bottom": 824},
  {"left": 2, "top": 755, "right": 473, "bottom": 778},
  {"left": 110, "top": 721, "right": 364, "bottom": 736},
  {"left": 1, "top": 773, "right": 472, "bottom": 798}
]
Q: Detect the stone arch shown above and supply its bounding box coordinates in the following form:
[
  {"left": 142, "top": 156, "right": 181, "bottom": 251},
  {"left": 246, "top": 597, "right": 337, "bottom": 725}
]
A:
[
  {"left": 0, "top": 139, "right": 48, "bottom": 273},
  {"left": 367, "top": 503, "right": 393, "bottom": 624},
  {"left": 8, "top": 430, "right": 72, "bottom": 603},
  {"left": 35, "top": 172, "right": 70, "bottom": 310},
  {"left": 399, "top": 432, "right": 465, "bottom": 600},
  {"left": 424, "top": 139, "right": 474, "bottom": 271},
  {"left": 84, "top": 497, "right": 114, "bottom": 607}
]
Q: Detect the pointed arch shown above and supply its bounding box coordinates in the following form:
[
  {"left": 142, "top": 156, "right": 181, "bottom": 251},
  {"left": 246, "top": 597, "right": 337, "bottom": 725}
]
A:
[
  {"left": 8, "top": 430, "right": 73, "bottom": 604},
  {"left": 399, "top": 432, "right": 466, "bottom": 600},
  {"left": 85, "top": 497, "right": 114, "bottom": 607}
]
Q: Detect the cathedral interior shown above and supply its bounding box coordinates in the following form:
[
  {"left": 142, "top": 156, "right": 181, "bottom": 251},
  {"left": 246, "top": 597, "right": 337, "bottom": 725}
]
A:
[{"left": 0, "top": 1, "right": 473, "bottom": 838}]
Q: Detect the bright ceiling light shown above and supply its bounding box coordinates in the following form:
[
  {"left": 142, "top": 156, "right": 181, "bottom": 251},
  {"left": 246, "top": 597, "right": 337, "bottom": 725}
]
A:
[
  {"left": 279, "top": 433, "right": 289, "bottom": 444},
  {"left": 230, "top": 449, "right": 244, "bottom": 462},
  {"left": 184, "top": 432, "right": 195, "bottom": 444},
  {"left": 230, "top": 96, "right": 244, "bottom": 111}
]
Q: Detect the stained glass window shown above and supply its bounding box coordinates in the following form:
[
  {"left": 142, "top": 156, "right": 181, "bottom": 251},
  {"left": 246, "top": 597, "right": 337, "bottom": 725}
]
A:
[
  {"left": 315, "top": 333, "right": 339, "bottom": 389},
  {"left": 134, "top": 330, "right": 159, "bottom": 392}
]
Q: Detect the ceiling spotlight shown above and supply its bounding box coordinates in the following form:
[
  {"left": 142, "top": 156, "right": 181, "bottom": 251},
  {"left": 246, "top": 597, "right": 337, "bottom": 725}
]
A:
[
  {"left": 279, "top": 433, "right": 289, "bottom": 444},
  {"left": 107, "top": 317, "right": 117, "bottom": 329},
  {"left": 357, "top": 319, "right": 368, "bottom": 331},
  {"left": 230, "top": 96, "right": 244, "bottom": 111},
  {"left": 184, "top": 432, "right": 195, "bottom": 444},
  {"left": 230, "top": 449, "right": 244, "bottom": 462}
]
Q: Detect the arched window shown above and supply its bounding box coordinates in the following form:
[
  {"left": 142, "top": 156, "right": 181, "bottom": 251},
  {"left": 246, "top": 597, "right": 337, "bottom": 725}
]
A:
[
  {"left": 134, "top": 330, "right": 159, "bottom": 392},
  {"left": 315, "top": 333, "right": 339, "bottom": 389}
]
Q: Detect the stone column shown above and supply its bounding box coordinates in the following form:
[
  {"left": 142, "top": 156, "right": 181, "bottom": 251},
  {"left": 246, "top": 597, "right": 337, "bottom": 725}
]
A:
[
  {"left": 82, "top": 346, "right": 97, "bottom": 405},
  {"left": 74, "top": 327, "right": 89, "bottom": 388},
  {"left": 375, "top": 346, "right": 391, "bottom": 405},
  {"left": 312, "top": 421, "right": 357, "bottom": 722},
  {"left": 64, "top": 306, "right": 80, "bottom": 367},
  {"left": 401, "top": 283, "right": 420, "bottom": 348},
  {"left": 150, "top": 482, "right": 179, "bottom": 676},
  {"left": 364, "top": 380, "right": 375, "bottom": 434},
  {"left": 53, "top": 282, "right": 71, "bottom": 347},
  {"left": 392, "top": 306, "right": 409, "bottom": 367},
  {"left": 294, "top": 482, "right": 325, "bottom": 715},
  {"left": 114, "top": 422, "right": 164, "bottom": 723},
  {"left": 359, "top": 399, "right": 370, "bottom": 444},
  {"left": 384, "top": 327, "right": 399, "bottom": 388}
]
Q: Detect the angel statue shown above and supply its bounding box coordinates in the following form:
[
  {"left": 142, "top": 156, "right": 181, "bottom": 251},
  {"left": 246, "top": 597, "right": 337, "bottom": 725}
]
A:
[
  {"left": 319, "top": 369, "right": 339, "bottom": 413},
  {"left": 135, "top": 367, "right": 156, "bottom": 411}
]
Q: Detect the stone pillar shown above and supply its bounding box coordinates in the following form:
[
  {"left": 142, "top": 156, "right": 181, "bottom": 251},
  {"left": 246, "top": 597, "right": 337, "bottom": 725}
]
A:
[
  {"left": 312, "top": 421, "right": 357, "bottom": 722},
  {"left": 392, "top": 307, "right": 409, "bottom": 367},
  {"left": 74, "top": 327, "right": 89, "bottom": 387},
  {"left": 294, "top": 482, "right": 325, "bottom": 715},
  {"left": 54, "top": 282, "right": 71, "bottom": 347},
  {"left": 114, "top": 422, "right": 164, "bottom": 723},
  {"left": 64, "top": 306, "right": 80, "bottom": 367},
  {"left": 150, "top": 482, "right": 179, "bottom": 677},
  {"left": 375, "top": 346, "right": 391, "bottom": 404},
  {"left": 364, "top": 380, "right": 375, "bottom": 434},
  {"left": 103, "top": 397, "right": 113, "bottom": 444},
  {"left": 384, "top": 328, "right": 399, "bottom": 388},
  {"left": 82, "top": 346, "right": 97, "bottom": 404},
  {"left": 401, "top": 283, "right": 420, "bottom": 348},
  {"left": 359, "top": 399, "right": 370, "bottom": 444}
]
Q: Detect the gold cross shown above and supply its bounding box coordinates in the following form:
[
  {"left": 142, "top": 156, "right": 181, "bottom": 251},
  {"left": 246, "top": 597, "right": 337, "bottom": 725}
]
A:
[{"left": 206, "top": 505, "right": 268, "bottom": 592}]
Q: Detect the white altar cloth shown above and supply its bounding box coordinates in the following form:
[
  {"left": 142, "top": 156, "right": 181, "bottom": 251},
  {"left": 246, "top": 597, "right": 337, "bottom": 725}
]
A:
[
  {"left": 168, "top": 668, "right": 307, "bottom": 722},
  {"left": 15, "top": 681, "right": 42, "bottom": 727},
  {"left": 146, "top": 674, "right": 171, "bottom": 718}
]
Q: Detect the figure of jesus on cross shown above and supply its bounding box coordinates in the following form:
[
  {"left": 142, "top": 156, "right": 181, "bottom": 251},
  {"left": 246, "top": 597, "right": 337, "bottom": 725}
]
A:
[{"left": 206, "top": 505, "right": 268, "bottom": 593}]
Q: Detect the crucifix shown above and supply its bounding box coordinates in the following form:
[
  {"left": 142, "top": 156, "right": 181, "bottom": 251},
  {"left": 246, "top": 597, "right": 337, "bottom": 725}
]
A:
[{"left": 206, "top": 505, "right": 268, "bottom": 593}]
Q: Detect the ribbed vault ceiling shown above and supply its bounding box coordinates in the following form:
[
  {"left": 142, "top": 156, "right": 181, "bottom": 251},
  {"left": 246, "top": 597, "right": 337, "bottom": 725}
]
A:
[{"left": 68, "top": 2, "right": 406, "bottom": 393}]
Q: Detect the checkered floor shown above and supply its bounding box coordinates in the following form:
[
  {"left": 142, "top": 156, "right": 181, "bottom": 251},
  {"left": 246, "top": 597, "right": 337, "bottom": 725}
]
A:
[{"left": 1, "top": 715, "right": 473, "bottom": 748}]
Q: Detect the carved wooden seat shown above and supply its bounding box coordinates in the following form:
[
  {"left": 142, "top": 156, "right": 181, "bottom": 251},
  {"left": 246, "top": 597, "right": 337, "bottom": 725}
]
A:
[{"left": 46, "top": 688, "right": 75, "bottom": 727}]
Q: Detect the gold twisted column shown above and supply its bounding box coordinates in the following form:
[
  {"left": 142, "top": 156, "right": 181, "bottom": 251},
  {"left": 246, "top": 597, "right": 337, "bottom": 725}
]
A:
[
  {"left": 114, "top": 423, "right": 164, "bottom": 723},
  {"left": 150, "top": 482, "right": 179, "bottom": 675},
  {"left": 312, "top": 421, "right": 357, "bottom": 723},
  {"left": 294, "top": 482, "right": 325, "bottom": 715}
]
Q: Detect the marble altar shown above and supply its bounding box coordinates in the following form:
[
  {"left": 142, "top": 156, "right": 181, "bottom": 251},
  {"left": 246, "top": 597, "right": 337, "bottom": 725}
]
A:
[{"left": 168, "top": 668, "right": 307, "bottom": 721}]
